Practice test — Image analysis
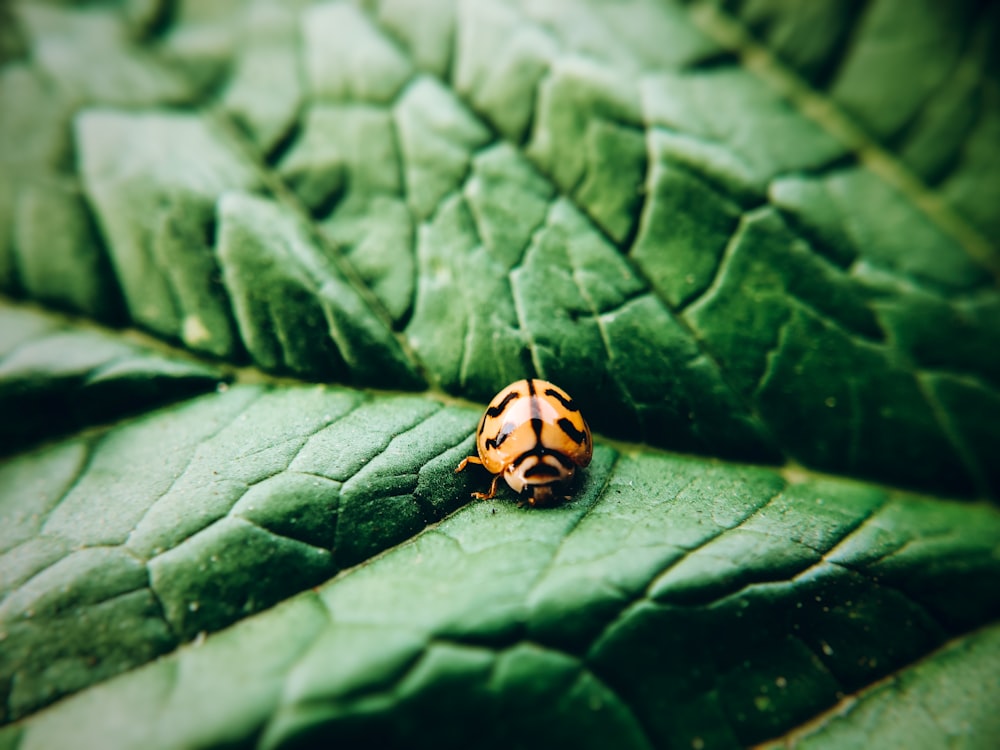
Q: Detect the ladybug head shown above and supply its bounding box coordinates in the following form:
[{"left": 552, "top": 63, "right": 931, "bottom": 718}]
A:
[
  {"left": 504, "top": 452, "right": 575, "bottom": 507},
  {"left": 525, "top": 483, "right": 563, "bottom": 507}
]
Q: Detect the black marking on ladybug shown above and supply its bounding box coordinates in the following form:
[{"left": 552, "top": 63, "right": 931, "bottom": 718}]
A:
[
  {"left": 485, "top": 421, "right": 515, "bottom": 450},
  {"left": 557, "top": 417, "right": 587, "bottom": 445},
  {"left": 486, "top": 390, "right": 519, "bottom": 418},
  {"left": 544, "top": 387, "right": 579, "bottom": 412},
  {"left": 511, "top": 446, "right": 575, "bottom": 470},
  {"left": 524, "top": 463, "right": 562, "bottom": 478},
  {"left": 530, "top": 417, "right": 544, "bottom": 445},
  {"left": 526, "top": 380, "right": 545, "bottom": 446}
]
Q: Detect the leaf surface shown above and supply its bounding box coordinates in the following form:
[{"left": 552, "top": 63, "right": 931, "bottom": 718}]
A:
[
  {"left": 0, "top": 303, "right": 221, "bottom": 453},
  {"left": 2, "top": 422, "right": 999, "bottom": 747},
  {"left": 1, "top": 0, "right": 999, "bottom": 747}
]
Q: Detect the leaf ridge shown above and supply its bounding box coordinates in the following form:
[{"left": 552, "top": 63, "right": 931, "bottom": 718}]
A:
[
  {"left": 211, "top": 112, "right": 427, "bottom": 381},
  {"left": 686, "top": 1, "right": 1000, "bottom": 280},
  {"left": 640, "top": 481, "right": 788, "bottom": 600},
  {"left": 912, "top": 370, "right": 992, "bottom": 498},
  {"left": 524, "top": 449, "right": 622, "bottom": 604},
  {"left": 122, "top": 388, "right": 267, "bottom": 552}
]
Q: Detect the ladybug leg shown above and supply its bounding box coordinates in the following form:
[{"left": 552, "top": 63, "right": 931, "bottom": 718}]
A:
[
  {"left": 471, "top": 472, "right": 503, "bottom": 500},
  {"left": 455, "top": 455, "right": 502, "bottom": 500},
  {"left": 455, "top": 455, "right": 484, "bottom": 473}
]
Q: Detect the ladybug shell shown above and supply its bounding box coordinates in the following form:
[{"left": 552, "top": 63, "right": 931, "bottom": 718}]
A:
[{"left": 475, "top": 379, "right": 592, "bottom": 479}]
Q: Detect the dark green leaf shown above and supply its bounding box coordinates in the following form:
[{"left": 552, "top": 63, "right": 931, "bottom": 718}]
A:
[
  {"left": 0, "top": 385, "right": 476, "bottom": 721},
  {"left": 0, "top": 304, "right": 221, "bottom": 453},
  {"left": 2, "top": 438, "right": 998, "bottom": 747},
  {"left": 764, "top": 624, "right": 1000, "bottom": 750}
]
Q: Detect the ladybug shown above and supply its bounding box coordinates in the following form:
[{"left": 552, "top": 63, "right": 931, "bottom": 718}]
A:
[{"left": 455, "top": 379, "right": 592, "bottom": 507}]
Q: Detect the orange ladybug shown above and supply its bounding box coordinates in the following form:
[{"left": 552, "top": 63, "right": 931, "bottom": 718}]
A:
[{"left": 456, "top": 379, "right": 592, "bottom": 507}]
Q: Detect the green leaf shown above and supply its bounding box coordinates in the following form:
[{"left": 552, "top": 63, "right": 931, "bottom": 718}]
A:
[
  {"left": 2, "top": 0, "right": 999, "bottom": 746},
  {"left": 0, "top": 385, "right": 476, "bottom": 722},
  {"left": 0, "top": 303, "right": 222, "bottom": 453},
  {"left": 765, "top": 624, "right": 1000, "bottom": 750},
  {"left": 2, "top": 426, "right": 999, "bottom": 746}
]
